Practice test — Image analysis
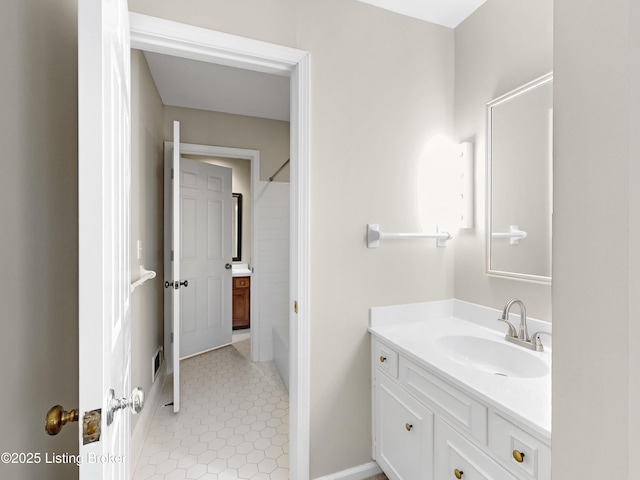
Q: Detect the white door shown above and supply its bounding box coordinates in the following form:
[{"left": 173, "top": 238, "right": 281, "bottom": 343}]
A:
[
  {"left": 164, "top": 122, "right": 183, "bottom": 413},
  {"left": 179, "top": 158, "right": 233, "bottom": 358},
  {"left": 164, "top": 133, "right": 233, "bottom": 413},
  {"left": 78, "top": 0, "right": 139, "bottom": 478}
]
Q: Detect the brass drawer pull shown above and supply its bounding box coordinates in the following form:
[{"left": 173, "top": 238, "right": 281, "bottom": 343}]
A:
[
  {"left": 405, "top": 423, "right": 413, "bottom": 431},
  {"left": 379, "top": 356, "right": 387, "bottom": 363},
  {"left": 513, "top": 450, "right": 525, "bottom": 463},
  {"left": 454, "top": 469, "right": 464, "bottom": 479}
]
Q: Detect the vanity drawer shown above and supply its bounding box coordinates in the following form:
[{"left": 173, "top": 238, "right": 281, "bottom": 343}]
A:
[
  {"left": 233, "top": 276, "right": 250, "bottom": 289},
  {"left": 435, "top": 418, "right": 516, "bottom": 480},
  {"left": 399, "top": 357, "right": 488, "bottom": 444},
  {"left": 373, "top": 339, "right": 399, "bottom": 379},
  {"left": 489, "top": 412, "right": 551, "bottom": 480}
]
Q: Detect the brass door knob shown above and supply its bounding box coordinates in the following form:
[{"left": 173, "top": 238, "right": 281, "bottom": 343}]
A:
[
  {"left": 405, "top": 423, "right": 413, "bottom": 431},
  {"left": 379, "top": 356, "right": 387, "bottom": 363},
  {"left": 513, "top": 450, "right": 525, "bottom": 463},
  {"left": 45, "top": 405, "right": 78, "bottom": 436},
  {"left": 454, "top": 469, "right": 464, "bottom": 479}
]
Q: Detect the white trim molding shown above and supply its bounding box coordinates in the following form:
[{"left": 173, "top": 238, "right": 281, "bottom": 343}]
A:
[
  {"left": 130, "top": 12, "right": 306, "bottom": 75},
  {"left": 313, "top": 462, "right": 383, "bottom": 480},
  {"left": 288, "top": 46, "right": 312, "bottom": 480},
  {"left": 130, "top": 12, "right": 312, "bottom": 479}
]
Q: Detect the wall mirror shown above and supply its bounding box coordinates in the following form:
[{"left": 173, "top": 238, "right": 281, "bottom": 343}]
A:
[
  {"left": 232, "top": 193, "right": 243, "bottom": 262},
  {"left": 486, "top": 73, "right": 553, "bottom": 284}
]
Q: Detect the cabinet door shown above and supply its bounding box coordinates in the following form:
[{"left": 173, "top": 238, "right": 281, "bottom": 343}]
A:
[
  {"left": 232, "top": 276, "right": 250, "bottom": 329},
  {"left": 435, "top": 418, "right": 516, "bottom": 480},
  {"left": 375, "top": 373, "right": 434, "bottom": 480}
]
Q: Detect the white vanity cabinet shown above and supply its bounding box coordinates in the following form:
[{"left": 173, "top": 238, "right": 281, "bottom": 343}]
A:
[
  {"left": 435, "top": 418, "right": 516, "bottom": 480},
  {"left": 372, "top": 337, "right": 551, "bottom": 480},
  {"left": 375, "top": 373, "right": 434, "bottom": 479}
]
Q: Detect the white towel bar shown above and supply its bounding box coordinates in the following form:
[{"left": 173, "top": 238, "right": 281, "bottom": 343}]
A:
[
  {"left": 130, "top": 265, "right": 157, "bottom": 293},
  {"left": 491, "top": 225, "right": 528, "bottom": 245},
  {"left": 367, "top": 224, "right": 452, "bottom": 248}
]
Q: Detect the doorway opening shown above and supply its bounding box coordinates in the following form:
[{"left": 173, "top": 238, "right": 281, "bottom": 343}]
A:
[
  {"left": 130, "top": 12, "right": 311, "bottom": 479},
  {"left": 163, "top": 143, "right": 291, "bottom": 368}
]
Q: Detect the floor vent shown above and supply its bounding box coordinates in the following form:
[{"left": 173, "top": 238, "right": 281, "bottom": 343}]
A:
[{"left": 152, "top": 346, "right": 163, "bottom": 383}]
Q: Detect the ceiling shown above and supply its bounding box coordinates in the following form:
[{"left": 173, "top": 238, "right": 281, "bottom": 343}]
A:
[
  {"left": 143, "top": 1, "right": 485, "bottom": 122},
  {"left": 357, "top": 0, "right": 486, "bottom": 28},
  {"left": 144, "top": 51, "right": 291, "bottom": 122}
]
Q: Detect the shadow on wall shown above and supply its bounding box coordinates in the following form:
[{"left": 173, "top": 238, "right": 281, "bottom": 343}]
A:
[{"left": 1, "top": 0, "right": 80, "bottom": 479}]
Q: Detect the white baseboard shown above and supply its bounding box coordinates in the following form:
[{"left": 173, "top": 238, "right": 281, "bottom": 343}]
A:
[
  {"left": 272, "top": 329, "right": 290, "bottom": 391},
  {"left": 313, "top": 461, "right": 382, "bottom": 480},
  {"left": 130, "top": 360, "right": 167, "bottom": 473}
]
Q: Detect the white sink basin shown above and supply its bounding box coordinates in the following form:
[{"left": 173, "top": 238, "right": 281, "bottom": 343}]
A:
[
  {"left": 434, "top": 335, "right": 550, "bottom": 379},
  {"left": 232, "top": 264, "right": 251, "bottom": 276}
]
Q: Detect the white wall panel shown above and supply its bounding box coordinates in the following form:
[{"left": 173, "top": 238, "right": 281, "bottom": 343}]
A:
[{"left": 254, "top": 181, "right": 290, "bottom": 388}]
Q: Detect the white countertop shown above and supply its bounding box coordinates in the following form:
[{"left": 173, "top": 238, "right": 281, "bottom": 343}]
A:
[
  {"left": 369, "top": 300, "right": 551, "bottom": 441},
  {"left": 232, "top": 264, "right": 252, "bottom": 277}
]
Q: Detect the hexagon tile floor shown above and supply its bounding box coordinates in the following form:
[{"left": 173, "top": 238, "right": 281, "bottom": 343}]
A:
[{"left": 133, "top": 339, "right": 289, "bottom": 480}]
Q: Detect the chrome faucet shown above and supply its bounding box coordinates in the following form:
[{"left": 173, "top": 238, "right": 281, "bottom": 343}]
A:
[
  {"left": 497, "top": 298, "right": 545, "bottom": 351},
  {"left": 502, "top": 298, "right": 529, "bottom": 341}
]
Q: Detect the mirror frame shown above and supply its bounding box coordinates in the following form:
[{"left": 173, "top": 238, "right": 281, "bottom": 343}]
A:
[
  {"left": 485, "top": 72, "right": 553, "bottom": 285},
  {"left": 232, "top": 193, "right": 243, "bottom": 262}
]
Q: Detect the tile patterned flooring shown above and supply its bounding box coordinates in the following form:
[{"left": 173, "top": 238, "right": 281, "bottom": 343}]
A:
[{"left": 134, "top": 337, "right": 289, "bottom": 480}]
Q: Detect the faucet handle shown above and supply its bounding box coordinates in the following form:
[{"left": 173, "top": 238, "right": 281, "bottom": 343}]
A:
[
  {"left": 497, "top": 318, "right": 518, "bottom": 338},
  {"left": 531, "top": 331, "right": 551, "bottom": 352}
]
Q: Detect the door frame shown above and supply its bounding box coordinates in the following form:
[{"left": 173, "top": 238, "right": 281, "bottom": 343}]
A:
[
  {"left": 164, "top": 143, "right": 266, "bottom": 365},
  {"left": 130, "top": 13, "right": 311, "bottom": 478}
]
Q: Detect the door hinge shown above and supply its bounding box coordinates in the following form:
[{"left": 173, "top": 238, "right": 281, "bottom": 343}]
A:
[
  {"left": 171, "top": 250, "right": 174, "bottom": 261},
  {"left": 171, "top": 167, "right": 174, "bottom": 179},
  {"left": 294, "top": 301, "right": 298, "bottom": 314},
  {"left": 171, "top": 332, "right": 174, "bottom": 343},
  {"left": 82, "top": 409, "right": 101, "bottom": 445}
]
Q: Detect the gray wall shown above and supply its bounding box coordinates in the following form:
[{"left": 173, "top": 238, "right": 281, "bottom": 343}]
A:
[
  {"left": 553, "top": 0, "right": 640, "bottom": 478},
  {"left": 453, "top": 0, "right": 553, "bottom": 320},
  {"left": 163, "top": 106, "right": 290, "bottom": 183},
  {"left": 130, "top": 49, "right": 165, "bottom": 437},
  {"left": 0, "top": 0, "right": 79, "bottom": 478}
]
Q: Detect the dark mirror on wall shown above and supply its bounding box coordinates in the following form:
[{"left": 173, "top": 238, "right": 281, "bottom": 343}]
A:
[{"left": 232, "top": 193, "right": 243, "bottom": 262}]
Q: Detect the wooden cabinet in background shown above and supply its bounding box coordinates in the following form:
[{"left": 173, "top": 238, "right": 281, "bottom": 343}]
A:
[{"left": 232, "top": 276, "right": 250, "bottom": 330}]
